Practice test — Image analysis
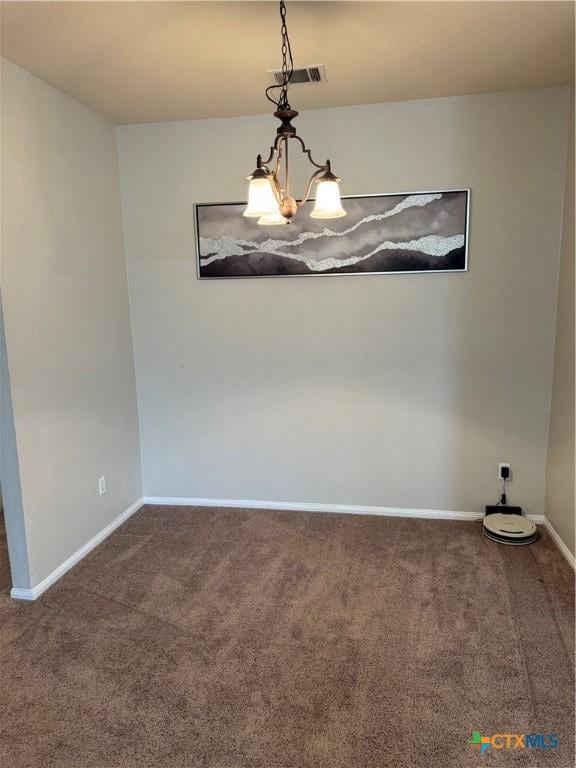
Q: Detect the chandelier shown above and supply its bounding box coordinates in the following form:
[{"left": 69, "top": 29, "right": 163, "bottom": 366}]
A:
[{"left": 244, "top": 0, "right": 346, "bottom": 225}]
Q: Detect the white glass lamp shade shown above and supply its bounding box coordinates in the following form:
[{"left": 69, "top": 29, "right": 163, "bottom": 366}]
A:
[
  {"left": 258, "top": 210, "right": 289, "bottom": 225},
  {"left": 244, "top": 172, "right": 279, "bottom": 218},
  {"left": 310, "top": 177, "right": 346, "bottom": 219}
]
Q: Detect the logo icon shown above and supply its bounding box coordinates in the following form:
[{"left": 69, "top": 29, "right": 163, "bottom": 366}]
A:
[{"left": 468, "top": 731, "right": 491, "bottom": 753}]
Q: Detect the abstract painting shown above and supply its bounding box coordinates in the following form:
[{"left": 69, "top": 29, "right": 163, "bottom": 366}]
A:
[{"left": 195, "top": 189, "right": 469, "bottom": 279}]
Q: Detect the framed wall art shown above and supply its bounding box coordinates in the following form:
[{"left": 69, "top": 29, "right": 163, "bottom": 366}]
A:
[{"left": 195, "top": 189, "right": 470, "bottom": 279}]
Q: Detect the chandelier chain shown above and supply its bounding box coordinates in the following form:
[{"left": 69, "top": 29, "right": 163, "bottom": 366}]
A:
[{"left": 265, "top": 0, "right": 294, "bottom": 110}]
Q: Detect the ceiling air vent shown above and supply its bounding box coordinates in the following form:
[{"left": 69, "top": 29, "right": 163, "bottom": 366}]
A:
[{"left": 268, "top": 64, "right": 327, "bottom": 85}]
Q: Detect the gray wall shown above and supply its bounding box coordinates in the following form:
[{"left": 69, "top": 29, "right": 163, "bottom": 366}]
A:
[
  {"left": 1, "top": 61, "right": 142, "bottom": 588},
  {"left": 546, "top": 90, "right": 575, "bottom": 554},
  {"left": 117, "top": 87, "right": 571, "bottom": 516}
]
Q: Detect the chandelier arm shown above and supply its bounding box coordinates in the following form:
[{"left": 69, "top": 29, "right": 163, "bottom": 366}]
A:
[
  {"left": 274, "top": 139, "right": 283, "bottom": 179},
  {"left": 296, "top": 168, "right": 326, "bottom": 208},
  {"left": 257, "top": 132, "right": 285, "bottom": 168},
  {"left": 269, "top": 172, "right": 283, "bottom": 204},
  {"left": 284, "top": 137, "right": 290, "bottom": 198},
  {"left": 290, "top": 134, "right": 329, "bottom": 171},
  {"left": 258, "top": 148, "right": 276, "bottom": 167}
]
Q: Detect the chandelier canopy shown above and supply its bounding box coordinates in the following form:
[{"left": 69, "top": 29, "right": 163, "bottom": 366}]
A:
[{"left": 244, "top": 0, "right": 346, "bottom": 225}]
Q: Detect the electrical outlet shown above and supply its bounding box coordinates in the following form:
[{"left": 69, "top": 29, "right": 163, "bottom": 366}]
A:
[
  {"left": 498, "top": 463, "right": 511, "bottom": 481},
  {"left": 98, "top": 475, "right": 106, "bottom": 496}
]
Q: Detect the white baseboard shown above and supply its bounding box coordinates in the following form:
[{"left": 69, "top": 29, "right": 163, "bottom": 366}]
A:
[
  {"left": 543, "top": 518, "right": 576, "bottom": 569},
  {"left": 143, "top": 495, "right": 545, "bottom": 524},
  {"left": 10, "top": 496, "right": 145, "bottom": 601},
  {"left": 10, "top": 496, "right": 564, "bottom": 602}
]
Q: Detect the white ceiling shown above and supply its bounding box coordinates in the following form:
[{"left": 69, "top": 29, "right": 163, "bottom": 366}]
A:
[{"left": 1, "top": 1, "right": 574, "bottom": 125}]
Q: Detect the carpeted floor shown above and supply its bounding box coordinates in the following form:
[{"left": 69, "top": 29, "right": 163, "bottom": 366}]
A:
[{"left": 0, "top": 506, "right": 573, "bottom": 768}]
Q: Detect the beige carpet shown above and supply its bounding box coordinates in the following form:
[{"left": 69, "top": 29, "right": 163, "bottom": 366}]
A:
[{"left": 0, "top": 505, "right": 573, "bottom": 768}]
